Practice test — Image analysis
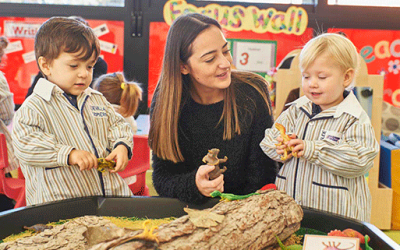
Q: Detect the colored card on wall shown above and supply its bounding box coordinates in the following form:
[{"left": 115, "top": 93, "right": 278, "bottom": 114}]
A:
[
  {"left": 231, "top": 40, "right": 276, "bottom": 73},
  {"left": 0, "top": 17, "right": 124, "bottom": 105}
]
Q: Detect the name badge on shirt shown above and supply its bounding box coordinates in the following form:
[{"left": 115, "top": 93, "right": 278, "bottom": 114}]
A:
[
  {"left": 90, "top": 105, "right": 107, "bottom": 118},
  {"left": 319, "top": 130, "right": 342, "bottom": 143}
]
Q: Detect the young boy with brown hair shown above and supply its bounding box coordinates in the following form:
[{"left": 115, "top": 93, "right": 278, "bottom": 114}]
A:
[{"left": 12, "top": 17, "right": 133, "bottom": 206}]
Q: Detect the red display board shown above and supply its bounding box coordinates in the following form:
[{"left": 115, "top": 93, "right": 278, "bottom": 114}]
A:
[
  {"left": 0, "top": 17, "right": 124, "bottom": 105},
  {"left": 148, "top": 21, "right": 313, "bottom": 107},
  {"left": 329, "top": 28, "right": 400, "bottom": 107}
]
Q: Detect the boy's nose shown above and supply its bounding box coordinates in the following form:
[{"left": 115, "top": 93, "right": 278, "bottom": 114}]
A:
[
  {"left": 78, "top": 68, "right": 89, "bottom": 78},
  {"left": 308, "top": 78, "right": 318, "bottom": 88}
]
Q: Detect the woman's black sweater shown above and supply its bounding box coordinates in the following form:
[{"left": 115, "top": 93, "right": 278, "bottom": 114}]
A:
[{"left": 152, "top": 82, "right": 277, "bottom": 204}]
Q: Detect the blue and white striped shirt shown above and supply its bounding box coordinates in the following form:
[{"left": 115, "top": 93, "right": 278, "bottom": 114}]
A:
[
  {"left": 12, "top": 78, "right": 133, "bottom": 206},
  {"left": 261, "top": 92, "right": 379, "bottom": 222}
]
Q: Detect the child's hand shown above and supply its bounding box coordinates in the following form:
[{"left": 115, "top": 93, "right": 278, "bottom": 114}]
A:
[
  {"left": 106, "top": 145, "right": 129, "bottom": 173},
  {"left": 288, "top": 138, "right": 305, "bottom": 158},
  {"left": 68, "top": 149, "right": 98, "bottom": 171},
  {"left": 275, "top": 136, "right": 287, "bottom": 156},
  {"left": 275, "top": 134, "right": 297, "bottom": 160}
]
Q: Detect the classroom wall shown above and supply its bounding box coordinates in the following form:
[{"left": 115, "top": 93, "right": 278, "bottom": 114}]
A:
[{"left": 1, "top": 0, "right": 400, "bottom": 113}]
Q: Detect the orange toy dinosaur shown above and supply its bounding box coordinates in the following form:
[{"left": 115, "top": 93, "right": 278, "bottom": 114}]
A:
[{"left": 275, "top": 123, "right": 298, "bottom": 161}]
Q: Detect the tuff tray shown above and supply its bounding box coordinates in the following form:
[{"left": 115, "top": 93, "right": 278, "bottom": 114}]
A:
[{"left": 0, "top": 196, "right": 398, "bottom": 250}]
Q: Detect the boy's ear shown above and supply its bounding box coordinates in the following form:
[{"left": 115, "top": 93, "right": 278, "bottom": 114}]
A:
[
  {"left": 343, "top": 68, "right": 355, "bottom": 88},
  {"left": 180, "top": 63, "right": 190, "bottom": 75},
  {"left": 38, "top": 56, "right": 51, "bottom": 76}
]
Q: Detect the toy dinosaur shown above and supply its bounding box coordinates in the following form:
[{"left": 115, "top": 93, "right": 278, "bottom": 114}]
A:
[
  {"left": 23, "top": 224, "right": 53, "bottom": 233},
  {"left": 202, "top": 148, "right": 228, "bottom": 180},
  {"left": 132, "top": 220, "right": 159, "bottom": 243},
  {"left": 97, "top": 158, "right": 116, "bottom": 172},
  {"left": 328, "top": 228, "right": 370, "bottom": 244},
  {"left": 112, "top": 220, "right": 159, "bottom": 247},
  {"left": 365, "top": 235, "right": 373, "bottom": 250},
  {"left": 210, "top": 190, "right": 259, "bottom": 201},
  {"left": 275, "top": 123, "right": 297, "bottom": 161},
  {"left": 276, "top": 235, "right": 303, "bottom": 250}
]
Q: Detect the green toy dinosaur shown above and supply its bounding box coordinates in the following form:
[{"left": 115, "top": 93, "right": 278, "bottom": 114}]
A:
[{"left": 210, "top": 190, "right": 259, "bottom": 201}]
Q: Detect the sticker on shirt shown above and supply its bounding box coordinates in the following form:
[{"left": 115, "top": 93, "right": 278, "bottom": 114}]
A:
[
  {"left": 319, "top": 130, "right": 342, "bottom": 144},
  {"left": 90, "top": 105, "right": 108, "bottom": 118}
]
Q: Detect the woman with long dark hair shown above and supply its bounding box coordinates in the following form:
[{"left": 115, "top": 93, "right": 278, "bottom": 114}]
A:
[{"left": 149, "top": 13, "right": 277, "bottom": 204}]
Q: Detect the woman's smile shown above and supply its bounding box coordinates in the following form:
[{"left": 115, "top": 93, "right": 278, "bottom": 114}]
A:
[{"left": 216, "top": 71, "right": 229, "bottom": 79}]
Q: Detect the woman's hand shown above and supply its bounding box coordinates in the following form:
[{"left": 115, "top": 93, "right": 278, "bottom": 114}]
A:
[{"left": 195, "top": 164, "right": 224, "bottom": 197}]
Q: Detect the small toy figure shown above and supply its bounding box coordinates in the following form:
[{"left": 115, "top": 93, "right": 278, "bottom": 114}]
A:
[
  {"left": 202, "top": 148, "right": 228, "bottom": 180},
  {"left": 275, "top": 123, "right": 297, "bottom": 161},
  {"left": 97, "top": 158, "right": 116, "bottom": 173},
  {"left": 210, "top": 190, "right": 259, "bottom": 201},
  {"left": 23, "top": 224, "right": 53, "bottom": 233},
  {"left": 132, "top": 220, "right": 159, "bottom": 243}
]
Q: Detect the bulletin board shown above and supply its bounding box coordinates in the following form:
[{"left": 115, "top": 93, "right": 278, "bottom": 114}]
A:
[
  {"left": 0, "top": 17, "right": 124, "bottom": 105},
  {"left": 329, "top": 28, "right": 400, "bottom": 107}
]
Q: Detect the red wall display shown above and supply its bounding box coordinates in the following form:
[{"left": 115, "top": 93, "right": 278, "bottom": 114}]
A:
[
  {"left": 148, "top": 21, "right": 313, "bottom": 107},
  {"left": 329, "top": 28, "right": 400, "bottom": 107},
  {"left": 0, "top": 17, "right": 124, "bottom": 105}
]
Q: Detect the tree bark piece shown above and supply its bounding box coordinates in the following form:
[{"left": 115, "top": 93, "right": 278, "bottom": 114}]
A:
[
  {"left": 0, "top": 190, "right": 303, "bottom": 250},
  {"left": 92, "top": 189, "right": 303, "bottom": 250}
]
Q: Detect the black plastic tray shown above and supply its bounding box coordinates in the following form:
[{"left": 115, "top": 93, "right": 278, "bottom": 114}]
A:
[{"left": 0, "top": 196, "right": 398, "bottom": 250}]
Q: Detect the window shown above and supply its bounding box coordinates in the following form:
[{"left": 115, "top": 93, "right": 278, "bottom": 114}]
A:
[
  {"left": 0, "top": 0, "right": 123, "bottom": 7},
  {"left": 328, "top": 0, "right": 400, "bottom": 7}
]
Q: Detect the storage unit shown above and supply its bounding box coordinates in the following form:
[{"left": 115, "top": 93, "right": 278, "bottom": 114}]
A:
[{"left": 380, "top": 140, "right": 400, "bottom": 229}]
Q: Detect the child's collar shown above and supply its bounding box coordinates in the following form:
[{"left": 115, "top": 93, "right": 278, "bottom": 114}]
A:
[
  {"left": 33, "top": 78, "right": 55, "bottom": 101},
  {"left": 292, "top": 91, "right": 363, "bottom": 119},
  {"left": 333, "top": 91, "right": 363, "bottom": 118},
  {"left": 33, "top": 78, "right": 101, "bottom": 101}
]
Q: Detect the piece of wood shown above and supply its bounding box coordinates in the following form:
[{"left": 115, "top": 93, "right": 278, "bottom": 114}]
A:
[{"left": 90, "top": 190, "right": 303, "bottom": 250}]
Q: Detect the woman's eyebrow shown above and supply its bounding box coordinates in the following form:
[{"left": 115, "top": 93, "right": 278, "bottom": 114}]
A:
[{"left": 200, "top": 42, "right": 228, "bottom": 58}]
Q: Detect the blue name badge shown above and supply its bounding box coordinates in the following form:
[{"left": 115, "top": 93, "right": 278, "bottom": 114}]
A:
[
  {"left": 320, "top": 130, "right": 342, "bottom": 144},
  {"left": 90, "top": 105, "right": 107, "bottom": 118}
]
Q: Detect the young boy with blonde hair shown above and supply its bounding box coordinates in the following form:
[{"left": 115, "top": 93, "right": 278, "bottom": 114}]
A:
[
  {"left": 260, "top": 33, "right": 379, "bottom": 222},
  {"left": 12, "top": 17, "right": 133, "bottom": 206}
]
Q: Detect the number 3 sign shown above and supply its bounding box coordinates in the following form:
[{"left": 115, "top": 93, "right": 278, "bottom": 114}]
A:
[{"left": 231, "top": 40, "right": 277, "bottom": 73}]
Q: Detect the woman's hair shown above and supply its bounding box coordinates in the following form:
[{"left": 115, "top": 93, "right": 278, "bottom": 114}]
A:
[
  {"left": 299, "top": 33, "right": 359, "bottom": 87},
  {"left": 149, "top": 13, "right": 271, "bottom": 163},
  {"left": 93, "top": 72, "right": 142, "bottom": 117},
  {"left": 0, "top": 36, "right": 9, "bottom": 63}
]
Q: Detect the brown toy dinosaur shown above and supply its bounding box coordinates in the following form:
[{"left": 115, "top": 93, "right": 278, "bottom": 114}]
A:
[
  {"left": 275, "top": 123, "right": 298, "bottom": 161},
  {"left": 202, "top": 148, "right": 228, "bottom": 180},
  {"left": 23, "top": 224, "right": 53, "bottom": 233}
]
